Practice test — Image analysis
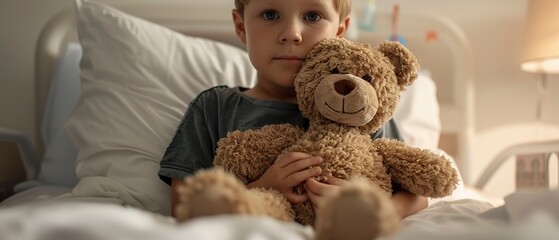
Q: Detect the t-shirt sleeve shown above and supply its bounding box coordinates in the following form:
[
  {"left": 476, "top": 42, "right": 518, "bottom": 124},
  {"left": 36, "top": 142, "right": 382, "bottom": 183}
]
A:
[
  {"left": 158, "top": 93, "right": 217, "bottom": 186},
  {"left": 371, "top": 118, "right": 404, "bottom": 141}
]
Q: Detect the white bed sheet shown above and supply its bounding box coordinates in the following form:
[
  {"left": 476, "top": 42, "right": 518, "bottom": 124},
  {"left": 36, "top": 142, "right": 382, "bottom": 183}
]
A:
[
  {"left": 1, "top": 190, "right": 557, "bottom": 240},
  {"left": 0, "top": 201, "right": 313, "bottom": 240},
  {"left": 398, "top": 189, "right": 559, "bottom": 240}
]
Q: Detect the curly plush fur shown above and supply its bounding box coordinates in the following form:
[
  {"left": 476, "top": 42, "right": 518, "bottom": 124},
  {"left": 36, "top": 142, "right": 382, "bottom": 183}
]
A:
[{"left": 176, "top": 38, "right": 459, "bottom": 239}]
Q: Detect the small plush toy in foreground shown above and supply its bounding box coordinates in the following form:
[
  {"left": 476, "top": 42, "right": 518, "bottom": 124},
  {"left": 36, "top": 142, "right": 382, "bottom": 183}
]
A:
[{"left": 175, "top": 38, "right": 459, "bottom": 240}]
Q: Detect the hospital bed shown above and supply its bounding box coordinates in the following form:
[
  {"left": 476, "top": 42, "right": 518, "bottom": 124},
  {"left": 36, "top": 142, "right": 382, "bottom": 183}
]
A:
[{"left": 0, "top": 0, "right": 558, "bottom": 239}]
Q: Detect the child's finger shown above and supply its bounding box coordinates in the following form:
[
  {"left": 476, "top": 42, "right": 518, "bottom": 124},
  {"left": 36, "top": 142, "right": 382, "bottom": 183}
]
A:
[
  {"left": 304, "top": 178, "right": 322, "bottom": 195},
  {"left": 304, "top": 183, "right": 322, "bottom": 211},
  {"left": 285, "top": 192, "right": 309, "bottom": 203},
  {"left": 275, "top": 152, "right": 314, "bottom": 167},
  {"left": 326, "top": 176, "right": 348, "bottom": 186},
  {"left": 306, "top": 177, "right": 339, "bottom": 196},
  {"left": 283, "top": 166, "right": 322, "bottom": 187},
  {"left": 282, "top": 156, "right": 322, "bottom": 176}
]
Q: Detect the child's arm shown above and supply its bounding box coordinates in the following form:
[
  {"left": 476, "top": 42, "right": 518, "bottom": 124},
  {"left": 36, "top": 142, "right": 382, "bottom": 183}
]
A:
[{"left": 390, "top": 188, "right": 428, "bottom": 218}]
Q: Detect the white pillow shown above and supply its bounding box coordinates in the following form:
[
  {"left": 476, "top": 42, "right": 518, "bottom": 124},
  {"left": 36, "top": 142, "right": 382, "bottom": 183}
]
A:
[
  {"left": 65, "top": 0, "right": 256, "bottom": 215},
  {"left": 393, "top": 69, "right": 441, "bottom": 151}
]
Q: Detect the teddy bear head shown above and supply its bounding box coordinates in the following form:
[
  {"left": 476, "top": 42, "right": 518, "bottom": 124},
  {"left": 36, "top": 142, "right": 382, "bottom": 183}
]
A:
[{"left": 294, "top": 38, "right": 420, "bottom": 134}]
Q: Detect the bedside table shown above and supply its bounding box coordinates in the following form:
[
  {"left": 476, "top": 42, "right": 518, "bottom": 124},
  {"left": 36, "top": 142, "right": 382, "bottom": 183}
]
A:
[{"left": 0, "top": 141, "right": 27, "bottom": 201}]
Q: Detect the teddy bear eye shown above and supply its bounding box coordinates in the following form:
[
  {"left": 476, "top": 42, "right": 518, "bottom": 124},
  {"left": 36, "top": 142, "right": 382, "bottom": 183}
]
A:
[
  {"left": 331, "top": 67, "right": 340, "bottom": 74},
  {"left": 362, "top": 75, "right": 372, "bottom": 82}
]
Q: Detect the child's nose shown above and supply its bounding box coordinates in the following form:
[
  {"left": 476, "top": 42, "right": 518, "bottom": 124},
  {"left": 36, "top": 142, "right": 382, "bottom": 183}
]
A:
[{"left": 279, "top": 21, "right": 303, "bottom": 44}]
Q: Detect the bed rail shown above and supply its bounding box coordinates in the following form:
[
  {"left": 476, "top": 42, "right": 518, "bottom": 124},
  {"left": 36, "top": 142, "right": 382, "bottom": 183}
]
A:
[{"left": 474, "top": 139, "right": 559, "bottom": 189}]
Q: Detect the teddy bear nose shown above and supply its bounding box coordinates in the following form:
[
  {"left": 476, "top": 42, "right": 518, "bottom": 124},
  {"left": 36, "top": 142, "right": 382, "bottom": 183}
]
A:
[{"left": 334, "top": 79, "right": 356, "bottom": 96}]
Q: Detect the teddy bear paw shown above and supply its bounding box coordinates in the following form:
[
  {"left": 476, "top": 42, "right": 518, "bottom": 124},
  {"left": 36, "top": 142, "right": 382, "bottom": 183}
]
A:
[
  {"left": 314, "top": 180, "right": 400, "bottom": 240},
  {"left": 174, "top": 168, "right": 247, "bottom": 222},
  {"left": 179, "top": 185, "right": 237, "bottom": 221}
]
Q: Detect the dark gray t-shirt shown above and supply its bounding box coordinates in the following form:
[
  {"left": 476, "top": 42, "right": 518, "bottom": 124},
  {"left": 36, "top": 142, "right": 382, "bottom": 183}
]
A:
[{"left": 158, "top": 86, "right": 403, "bottom": 185}]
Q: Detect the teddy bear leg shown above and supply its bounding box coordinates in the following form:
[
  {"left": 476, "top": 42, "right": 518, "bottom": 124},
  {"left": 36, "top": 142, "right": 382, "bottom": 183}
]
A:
[
  {"left": 174, "top": 168, "right": 252, "bottom": 222},
  {"left": 314, "top": 179, "right": 400, "bottom": 240},
  {"left": 175, "top": 168, "right": 295, "bottom": 222}
]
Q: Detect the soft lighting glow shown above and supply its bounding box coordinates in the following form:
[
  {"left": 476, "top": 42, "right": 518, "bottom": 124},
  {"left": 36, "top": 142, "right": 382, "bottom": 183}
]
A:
[
  {"left": 520, "top": 0, "right": 559, "bottom": 74},
  {"left": 521, "top": 58, "right": 559, "bottom": 74}
]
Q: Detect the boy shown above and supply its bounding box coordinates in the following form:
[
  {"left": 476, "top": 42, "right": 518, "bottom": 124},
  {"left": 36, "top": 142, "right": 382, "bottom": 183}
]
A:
[{"left": 158, "top": 0, "right": 427, "bottom": 220}]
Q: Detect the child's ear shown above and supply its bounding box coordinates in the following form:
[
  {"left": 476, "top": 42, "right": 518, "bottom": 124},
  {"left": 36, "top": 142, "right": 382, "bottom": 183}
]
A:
[
  {"left": 336, "top": 16, "right": 350, "bottom": 37},
  {"left": 232, "top": 9, "right": 247, "bottom": 44}
]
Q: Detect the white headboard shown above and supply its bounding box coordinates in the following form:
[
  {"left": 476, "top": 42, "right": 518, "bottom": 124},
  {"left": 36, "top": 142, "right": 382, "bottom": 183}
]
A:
[{"left": 36, "top": 2, "right": 474, "bottom": 182}]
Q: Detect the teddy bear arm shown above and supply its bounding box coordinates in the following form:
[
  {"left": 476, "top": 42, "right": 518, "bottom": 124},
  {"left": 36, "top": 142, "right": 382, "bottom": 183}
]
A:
[
  {"left": 214, "top": 124, "right": 305, "bottom": 184},
  {"left": 372, "top": 138, "right": 459, "bottom": 198}
]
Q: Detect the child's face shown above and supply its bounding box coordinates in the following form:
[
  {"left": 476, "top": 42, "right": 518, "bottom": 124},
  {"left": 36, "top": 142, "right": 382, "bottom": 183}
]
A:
[{"left": 233, "top": 0, "right": 349, "bottom": 91}]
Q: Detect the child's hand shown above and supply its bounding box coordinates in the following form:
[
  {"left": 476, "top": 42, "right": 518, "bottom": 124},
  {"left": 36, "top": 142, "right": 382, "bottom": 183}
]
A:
[
  {"left": 248, "top": 152, "right": 322, "bottom": 204},
  {"left": 304, "top": 176, "right": 347, "bottom": 212}
]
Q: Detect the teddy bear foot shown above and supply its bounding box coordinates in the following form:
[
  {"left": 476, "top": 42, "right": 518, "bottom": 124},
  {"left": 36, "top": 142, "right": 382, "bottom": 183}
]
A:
[
  {"left": 314, "top": 180, "right": 400, "bottom": 240},
  {"left": 184, "top": 185, "right": 237, "bottom": 219},
  {"left": 174, "top": 168, "right": 247, "bottom": 222}
]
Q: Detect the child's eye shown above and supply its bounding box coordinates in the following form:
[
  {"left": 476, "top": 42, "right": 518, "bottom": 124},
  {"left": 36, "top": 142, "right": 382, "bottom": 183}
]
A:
[
  {"left": 304, "top": 12, "right": 322, "bottom": 22},
  {"left": 261, "top": 10, "right": 280, "bottom": 21},
  {"left": 362, "top": 75, "right": 372, "bottom": 82}
]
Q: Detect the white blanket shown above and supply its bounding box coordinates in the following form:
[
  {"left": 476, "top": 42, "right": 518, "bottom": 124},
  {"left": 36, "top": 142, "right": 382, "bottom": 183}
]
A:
[
  {"left": 1, "top": 190, "right": 557, "bottom": 240},
  {"left": 0, "top": 201, "right": 313, "bottom": 240}
]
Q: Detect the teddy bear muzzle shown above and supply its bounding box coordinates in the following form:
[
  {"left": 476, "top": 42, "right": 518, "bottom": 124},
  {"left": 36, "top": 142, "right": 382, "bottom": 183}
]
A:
[{"left": 314, "top": 74, "right": 379, "bottom": 127}]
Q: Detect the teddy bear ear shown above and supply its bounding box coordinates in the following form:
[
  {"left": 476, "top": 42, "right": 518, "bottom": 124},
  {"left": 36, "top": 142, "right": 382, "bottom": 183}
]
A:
[{"left": 376, "top": 41, "right": 420, "bottom": 89}]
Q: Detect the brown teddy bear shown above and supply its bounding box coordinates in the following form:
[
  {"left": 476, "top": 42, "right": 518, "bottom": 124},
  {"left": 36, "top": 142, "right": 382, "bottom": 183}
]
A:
[{"left": 175, "top": 38, "right": 459, "bottom": 239}]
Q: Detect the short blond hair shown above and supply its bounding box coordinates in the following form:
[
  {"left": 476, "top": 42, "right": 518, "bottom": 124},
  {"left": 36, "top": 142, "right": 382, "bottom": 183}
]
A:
[{"left": 234, "top": 0, "right": 351, "bottom": 20}]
